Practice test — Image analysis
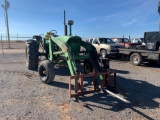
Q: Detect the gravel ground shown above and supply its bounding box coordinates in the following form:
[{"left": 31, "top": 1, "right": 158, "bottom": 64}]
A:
[{"left": 0, "top": 42, "right": 160, "bottom": 120}]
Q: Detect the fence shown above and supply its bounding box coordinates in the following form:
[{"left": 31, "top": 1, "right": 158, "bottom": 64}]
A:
[{"left": 0, "top": 34, "right": 32, "bottom": 41}]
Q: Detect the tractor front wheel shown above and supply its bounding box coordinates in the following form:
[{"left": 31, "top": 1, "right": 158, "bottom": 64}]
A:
[
  {"left": 84, "top": 60, "right": 93, "bottom": 74},
  {"left": 26, "top": 40, "right": 39, "bottom": 70},
  {"left": 38, "top": 60, "right": 55, "bottom": 84}
]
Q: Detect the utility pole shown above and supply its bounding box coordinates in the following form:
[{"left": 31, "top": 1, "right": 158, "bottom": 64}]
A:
[{"left": 2, "top": 0, "right": 10, "bottom": 48}]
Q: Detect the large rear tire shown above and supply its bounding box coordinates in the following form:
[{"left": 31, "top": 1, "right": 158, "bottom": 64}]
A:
[
  {"left": 38, "top": 60, "right": 55, "bottom": 84},
  {"left": 130, "top": 53, "right": 143, "bottom": 66},
  {"left": 26, "top": 40, "right": 39, "bottom": 70}
]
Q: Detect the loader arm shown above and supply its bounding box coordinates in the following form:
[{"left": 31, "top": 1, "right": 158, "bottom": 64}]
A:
[{"left": 49, "top": 35, "right": 78, "bottom": 75}]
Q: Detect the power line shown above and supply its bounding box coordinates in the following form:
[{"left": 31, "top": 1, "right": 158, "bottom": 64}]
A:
[{"left": 2, "top": 0, "right": 10, "bottom": 48}]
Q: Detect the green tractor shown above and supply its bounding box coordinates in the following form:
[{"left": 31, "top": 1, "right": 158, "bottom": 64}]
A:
[{"left": 25, "top": 20, "right": 109, "bottom": 84}]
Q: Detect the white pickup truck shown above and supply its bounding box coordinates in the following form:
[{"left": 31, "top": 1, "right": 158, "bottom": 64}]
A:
[
  {"left": 132, "top": 38, "right": 146, "bottom": 45},
  {"left": 86, "top": 37, "right": 124, "bottom": 57}
]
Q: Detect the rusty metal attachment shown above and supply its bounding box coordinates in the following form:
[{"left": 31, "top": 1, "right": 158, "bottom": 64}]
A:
[
  {"left": 68, "top": 69, "right": 116, "bottom": 98},
  {"left": 68, "top": 69, "right": 129, "bottom": 103}
]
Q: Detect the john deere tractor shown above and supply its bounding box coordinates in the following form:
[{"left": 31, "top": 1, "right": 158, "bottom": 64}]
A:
[{"left": 26, "top": 20, "right": 109, "bottom": 84}]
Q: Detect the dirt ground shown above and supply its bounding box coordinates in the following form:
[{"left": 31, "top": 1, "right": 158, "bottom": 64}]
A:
[{"left": 0, "top": 41, "right": 160, "bottom": 120}]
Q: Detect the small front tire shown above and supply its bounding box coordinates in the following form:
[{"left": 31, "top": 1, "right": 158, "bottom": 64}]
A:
[{"left": 38, "top": 60, "right": 55, "bottom": 84}]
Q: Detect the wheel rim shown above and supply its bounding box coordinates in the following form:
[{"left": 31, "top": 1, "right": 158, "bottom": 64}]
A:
[
  {"left": 39, "top": 66, "right": 48, "bottom": 80},
  {"left": 133, "top": 55, "right": 139, "bottom": 64}
]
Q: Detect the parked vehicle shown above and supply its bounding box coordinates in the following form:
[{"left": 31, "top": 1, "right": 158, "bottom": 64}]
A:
[
  {"left": 87, "top": 37, "right": 124, "bottom": 57},
  {"left": 119, "top": 48, "right": 160, "bottom": 66},
  {"left": 132, "top": 38, "right": 145, "bottom": 45},
  {"left": 118, "top": 32, "right": 160, "bottom": 66},
  {"left": 111, "top": 38, "right": 131, "bottom": 48}
]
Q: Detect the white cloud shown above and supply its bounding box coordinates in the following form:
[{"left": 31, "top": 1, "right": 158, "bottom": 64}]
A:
[{"left": 122, "top": 19, "right": 137, "bottom": 26}]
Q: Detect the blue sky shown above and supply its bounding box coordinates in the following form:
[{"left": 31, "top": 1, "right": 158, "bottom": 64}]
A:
[{"left": 0, "top": 0, "right": 159, "bottom": 39}]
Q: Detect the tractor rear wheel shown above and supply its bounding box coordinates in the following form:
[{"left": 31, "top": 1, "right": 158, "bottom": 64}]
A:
[
  {"left": 26, "top": 40, "right": 39, "bottom": 70},
  {"left": 38, "top": 60, "right": 55, "bottom": 84},
  {"left": 84, "top": 60, "right": 93, "bottom": 74}
]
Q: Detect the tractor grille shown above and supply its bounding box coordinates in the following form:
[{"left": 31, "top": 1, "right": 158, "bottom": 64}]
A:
[{"left": 67, "top": 38, "right": 81, "bottom": 56}]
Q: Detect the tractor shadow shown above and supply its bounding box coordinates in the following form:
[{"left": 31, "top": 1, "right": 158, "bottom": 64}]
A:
[{"left": 77, "top": 75, "right": 160, "bottom": 120}]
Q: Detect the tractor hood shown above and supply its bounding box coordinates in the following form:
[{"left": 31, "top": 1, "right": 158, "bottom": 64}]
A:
[
  {"left": 52, "top": 35, "right": 82, "bottom": 56},
  {"left": 56, "top": 36, "right": 82, "bottom": 43}
]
